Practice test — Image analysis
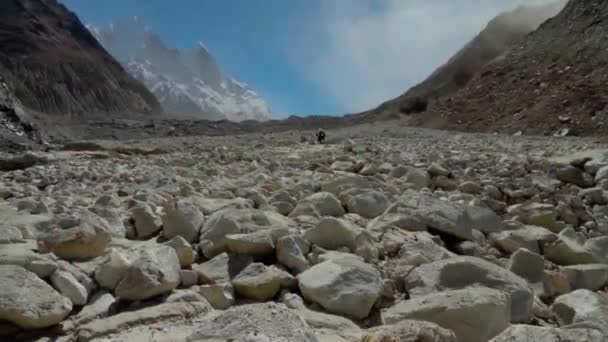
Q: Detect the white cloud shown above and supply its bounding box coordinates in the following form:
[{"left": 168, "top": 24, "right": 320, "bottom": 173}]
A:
[{"left": 291, "top": 0, "right": 562, "bottom": 114}]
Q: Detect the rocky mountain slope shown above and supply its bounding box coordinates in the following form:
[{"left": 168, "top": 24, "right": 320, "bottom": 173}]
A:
[
  {"left": 433, "top": 0, "right": 608, "bottom": 136},
  {"left": 0, "top": 0, "right": 162, "bottom": 118},
  {"left": 88, "top": 18, "right": 272, "bottom": 122},
  {"left": 1, "top": 123, "right": 608, "bottom": 341},
  {"left": 367, "top": 1, "right": 566, "bottom": 119},
  {"left": 0, "top": 77, "right": 44, "bottom": 151}
]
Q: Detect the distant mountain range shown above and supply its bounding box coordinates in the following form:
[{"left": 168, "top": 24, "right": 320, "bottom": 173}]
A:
[{"left": 87, "top": 18, "right": 271, "bottom": 122}]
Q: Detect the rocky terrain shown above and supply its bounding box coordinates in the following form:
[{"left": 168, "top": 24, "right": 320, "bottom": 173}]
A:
[
  {"left": 368, "top": 1, "right": 567, "bottom": 119},
  {"left": 88, "top": 17, "right": 272, "bottom": 122},
  {"left": 1, "top": 121, "right": 608, "bottom": 341}
]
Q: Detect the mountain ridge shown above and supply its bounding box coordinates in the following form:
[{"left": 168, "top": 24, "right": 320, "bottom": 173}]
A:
[{"left": 88, "top": 17, "right": 272, "bottom": 122}]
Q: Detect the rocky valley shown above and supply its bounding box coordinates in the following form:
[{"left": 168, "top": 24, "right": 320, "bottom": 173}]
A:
[
  {"left": 1, "top": 122, "right": 608, "bottom": 341},
  {"left": 1, "top": 0, "right": 608, "bottom": 341}
]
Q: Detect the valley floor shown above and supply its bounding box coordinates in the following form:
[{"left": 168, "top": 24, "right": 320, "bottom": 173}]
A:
[{"left": 1, "top": 123, "right": 608, "bottom": 341}]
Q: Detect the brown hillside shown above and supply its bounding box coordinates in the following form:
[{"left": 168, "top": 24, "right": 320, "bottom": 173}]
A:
[
  {"left": 367, "top": 1, "right": 566, "bottom": 120},
  {"left": 0, "top": 0, "right": 162, "bottom": 118},
  {"left": 434, "top": 0, "right": 608, "bottom": 136}
]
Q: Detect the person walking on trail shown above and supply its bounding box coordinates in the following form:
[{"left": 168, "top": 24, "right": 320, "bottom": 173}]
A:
[{"left": 316, "top": 129, "right": 326, "bottom": 144}]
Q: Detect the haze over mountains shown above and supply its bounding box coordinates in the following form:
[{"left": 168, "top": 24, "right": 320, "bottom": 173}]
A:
[{"left": 87, "top": 18, "right": 272, "bottom": 122}]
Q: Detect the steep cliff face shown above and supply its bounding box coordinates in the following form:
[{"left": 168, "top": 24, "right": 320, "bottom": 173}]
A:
[
  {"left": 368, "top": 1, "right": 566, "bottom": 119},
  {"left": 89, "top": 18, "right": 272, "bottom": 122},
  {"left": 0, "top": 0, "right": 162, "bottom": 118}
]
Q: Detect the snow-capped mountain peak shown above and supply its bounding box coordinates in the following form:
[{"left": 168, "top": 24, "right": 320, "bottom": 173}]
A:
[{"left": 88, "top": 18, "right": 271, "bottom": 121}]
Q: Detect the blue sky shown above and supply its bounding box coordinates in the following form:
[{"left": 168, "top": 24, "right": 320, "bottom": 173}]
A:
[{"left": 60, "top": 0, "right": 558, "bottom": 117}]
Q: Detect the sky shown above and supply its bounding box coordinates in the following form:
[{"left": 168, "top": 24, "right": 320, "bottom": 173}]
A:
[{"left": 60, "top": 0, "right": 558, "bottom": 117}]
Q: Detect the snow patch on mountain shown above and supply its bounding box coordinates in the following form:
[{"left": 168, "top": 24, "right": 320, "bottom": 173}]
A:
[{"left": 88, "top": 18, "right": 271, "bottom": 121}]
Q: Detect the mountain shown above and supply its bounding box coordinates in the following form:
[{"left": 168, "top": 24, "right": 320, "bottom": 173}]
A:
[
  {"left": 88, "top": 18, "right": 272, "bottom": 122},
  {"left": 432, "top": 0, "right": 608, "bottom": 136},
  {"left": 367, "top": 1, "right": 566, "bottom": 120},
  {"left": 0, "top": 0, "right": 162, "bottom": 119},
  {"left": 0, "top": 76, "right": 44, "bottom": 150}
]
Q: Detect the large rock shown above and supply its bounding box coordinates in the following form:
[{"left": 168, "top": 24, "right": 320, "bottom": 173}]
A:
[
  {"left": 298, "top": 258, "right": 383, "bottom": 320},
  {"left": 321, "top": 175, "right": 373, "bottom": 196},
  {"left": 94, "top": 249, "right": 131, "bottom": 290},
  {"left": 187, "top": 303, "right": 318, "bottom": 341},
  {"left": 544, "top": 229, "right": 602, "bottom": 265},
  {"left": 61, "top": 291, "right": 116, "bottom": 332},
  {"left": 199, "top": 208, "right": 295, "bottom": 258},
  {"left": 405, "top": 256, "right": 534, "bottom": 323},
  {"left": 225, "top": 230, "right": 275, "bottom": 256},
  {"left": 232, "top": 262, "right": 281, "bottom": 302},
  {"left": 51, "top": 270, "right": 88, "bottom": 306},
  {"left": 130, "top": 202, "right": 162, "bottom": 239},
  {"left": 114, "top": 246, "right": 181, "bottom": 301},
  {"left": 89, "top": 206, "right": 126, "bottom": 238},
  {"left": 585, "top": 237, "right": 608, "bottom": 263},
  {"left": 163, "top": 289, "right": 209, "bottom": 304},
  {"left": 397, "top": 233, "right": 456, "bottom": 262},
  {"left": 489, "top": 225, "right": 557, "bottom": 254},
  {"left": 368, "top": 191, "right": 478, "bottom": 240},
  {"left": 0, "top": 241, "right": 58, "bottom": 278},
  {"left": 290, "top": 192, "right": 345, "bottom": 218},
  {"left": 556, "top": 165, "right": 594, "bottom": 188},
  {"left": 594, "top": 165, "right": 608, "bottom": 183},
  {"left": 56, "top": 260, "right": 97, "bottom": 296},
  {"left": 37, "top": 210, "right": 112, "bottom": 260},
  {"left": 162, "top": 198, "right": 204, "bottom": 243},
  {"left": 462, "top": 205, "right": 504, "bottom": 234},
  {"left": 508, "top": 203, "right": 561, "bottom": 231},
  {"left": 0, "top": 265, "right": 72, "bottom": 328},
  {"left": 344, "top": 190, "right": 389, "bottom": 219},
  {"left": 76, "top": 302, "right": 212, "bottom": 342},
  {"left": 0, "top": 226, "right": 24, "bottom": 244},
  {"left": 198, "top": 283, "right": 235, "bottom": 310},
  {"left": 163, "top": 236, "right": 196, "bottom": 267},
  {"left": 402, "top": 167, "right": 431, "bottom": 189},
  {"left": 281, "top": 292, "right": 362, "bottom": 341},
  {"left": 509, "top": 248, "right": 545, "bottom": 284},
  {"left": 551, "top": 289, "right": 608, "bottom": 327},
  {"left": 562, "top": 264, "right": 608, "bottom": 291},
  {"left": 364, "top": 320, "right": 457, "bottom": 342},
  {"left": 277, "top": 235, "right": 311, "bottom": 273},
  {"left": 304, "top": 217, "right": 378, "bottom": 261},
  {"left": 382, "top": 287, "right": 510, "bottom": 342},
  {"left": 191, "top": 196, "right": 253, "bottom": 215},
  {"left": 192, "top": 252, "right": 252, "bottom": 285},
  {"left": 490, "top": 324, "right": 605, "bottom": 342}
]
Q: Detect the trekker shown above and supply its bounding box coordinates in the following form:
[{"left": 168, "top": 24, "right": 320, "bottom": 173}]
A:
[{"left": 316, "top": 129, "right": 326, "bottom": 144}]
